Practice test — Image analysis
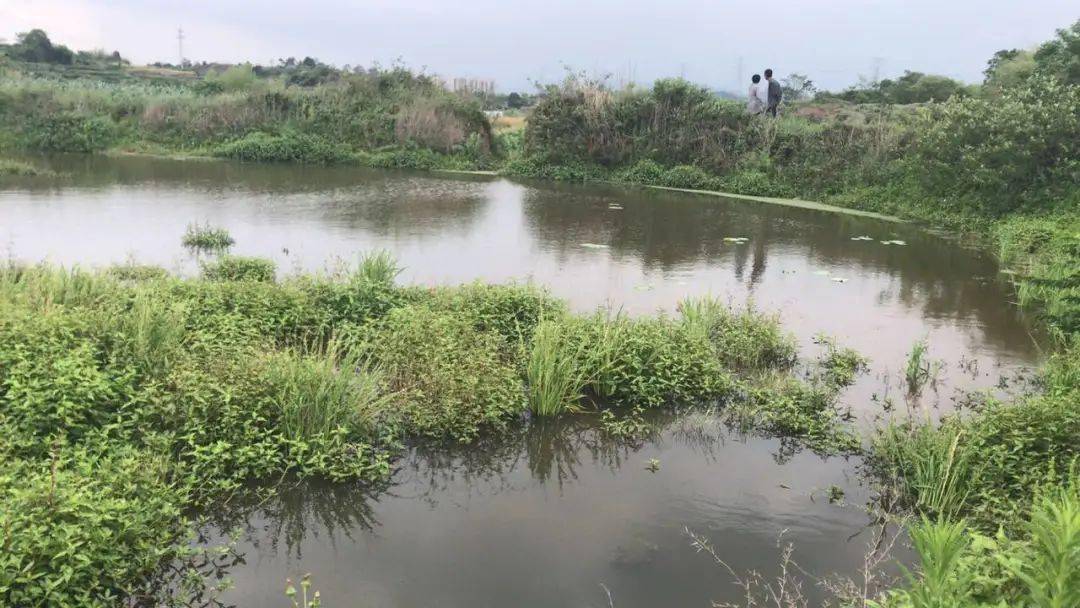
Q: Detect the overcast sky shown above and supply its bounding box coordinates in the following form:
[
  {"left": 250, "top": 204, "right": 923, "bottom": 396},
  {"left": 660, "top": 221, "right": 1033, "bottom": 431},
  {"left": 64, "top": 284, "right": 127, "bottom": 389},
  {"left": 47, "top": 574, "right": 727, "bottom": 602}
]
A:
[{"left": 1, "top": 1, "right": 1075, "bottom": 92}]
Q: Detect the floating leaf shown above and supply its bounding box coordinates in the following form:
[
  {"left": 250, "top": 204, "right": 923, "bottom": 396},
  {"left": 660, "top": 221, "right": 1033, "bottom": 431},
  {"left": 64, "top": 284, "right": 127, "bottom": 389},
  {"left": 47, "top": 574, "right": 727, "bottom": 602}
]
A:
[
  {"left": 880, "top": 240, "right": 907, "bottom": 246},
  {"left": 850, "top": 236, "right": 874, "bottom": 241},
  {"left": 608, "top": 204, "right": 624, "bottom": 210},
  {"left": 723, "top": 237, "right": 749, "bottom": 243},
  {"left": 581, "top": 243, "right": 609, "bottom": 249}
]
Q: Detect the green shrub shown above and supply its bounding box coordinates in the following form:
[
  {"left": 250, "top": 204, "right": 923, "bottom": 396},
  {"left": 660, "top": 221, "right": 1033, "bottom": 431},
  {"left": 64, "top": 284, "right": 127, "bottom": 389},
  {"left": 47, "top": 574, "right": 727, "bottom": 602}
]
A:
[
  {"left": 213, "top": 131, "right": 353, "bottom": 164},
  {"left": 661, "top": 164, "right": 719, "bottom": 190},
  {"left": 22, "top": 113, "right": 116, "bottom": 152},
  {"left": 200, "top": 256, "right": 276, "bottom": 282},
  {"left": 0, "top": 447, "right": 185, "bottom": 608}
]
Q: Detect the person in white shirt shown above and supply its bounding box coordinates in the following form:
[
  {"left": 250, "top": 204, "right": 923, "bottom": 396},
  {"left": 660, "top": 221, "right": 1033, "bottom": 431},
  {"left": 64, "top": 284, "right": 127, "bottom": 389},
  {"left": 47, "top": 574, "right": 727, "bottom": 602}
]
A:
[{"left": 747, "top": 74, "right": 766, "bottom": 115}]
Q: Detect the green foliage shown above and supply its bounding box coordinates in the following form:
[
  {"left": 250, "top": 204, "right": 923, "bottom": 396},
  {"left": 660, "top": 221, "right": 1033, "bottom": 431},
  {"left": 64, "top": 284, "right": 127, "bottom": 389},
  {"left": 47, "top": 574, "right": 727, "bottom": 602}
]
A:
[
  {"left": 525, "top": 320, "right": 589, "bottom": 416},
  {"left": 5, "top": 29, "right": 74, "bottom": 64},
  {"left": 678, "top": 297, "right": 797, "bottom": 371},
  {"left": 204, "top": 64, "right": 258, "bottom": 93},
  {"left": 349, "top": 304, "right": 525, "bottom": 439},
  {"left": 727, "top": 374, "right": 861, "bottom": 455},
  {"left": 911, "top": 83, "right": 1080, "bottom": 216},
  {"left": 813, "top": 334, "right": 869, "bottom": 387},
  {"left": 200, "top": 256, "right": 276, "bottom": 282},
  {"left": 1032, "top": 19, "right": 1080, "bottom": 86},
  {"left": 872, "top": 375, "right": 1080, "bottom": 531},
  {"left": 213, "top": 132, "right": 353, "bottom": 164},
  {"left": 828, "top": 70, "right": 972, "bottom": 105},
  {"left": 873, "top": 486, "right": 1080, "bottom": 608},
  {"left": 0, "top": 447, "right": 185, "bottom": 607},
  {"left": 181, "top": 222, "right": 235, "bottom": 249},
  {"left": 21, "top": 113, "right": 116, "bottom": 152}
]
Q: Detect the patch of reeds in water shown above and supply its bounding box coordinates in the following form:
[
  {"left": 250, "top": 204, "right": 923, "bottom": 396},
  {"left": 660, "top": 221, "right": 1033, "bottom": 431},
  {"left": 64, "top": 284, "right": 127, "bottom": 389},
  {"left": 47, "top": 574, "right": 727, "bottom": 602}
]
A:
[{"left": 182, "top": 222, "right": 235, "bottom": 250}]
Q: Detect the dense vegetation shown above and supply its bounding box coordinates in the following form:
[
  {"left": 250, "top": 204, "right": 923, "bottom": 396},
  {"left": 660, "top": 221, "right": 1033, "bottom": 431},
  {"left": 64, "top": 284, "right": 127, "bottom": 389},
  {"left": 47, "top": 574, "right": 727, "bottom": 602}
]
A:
[
  {"left": 0, "top": 254, "right": 868, "bottom": 606},
  {"left": 1, "top": 20, "right": 1078, "bottom": 608}
]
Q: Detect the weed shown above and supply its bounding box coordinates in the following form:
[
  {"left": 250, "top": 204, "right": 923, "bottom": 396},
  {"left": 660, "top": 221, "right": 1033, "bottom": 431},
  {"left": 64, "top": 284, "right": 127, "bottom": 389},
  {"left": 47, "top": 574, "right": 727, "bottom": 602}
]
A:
[
  {"left": 181, "top": 222, "right": 235, "bottom": 250},
  {"left": 201, "top": 255, "right": 276, "bottom": 282}
]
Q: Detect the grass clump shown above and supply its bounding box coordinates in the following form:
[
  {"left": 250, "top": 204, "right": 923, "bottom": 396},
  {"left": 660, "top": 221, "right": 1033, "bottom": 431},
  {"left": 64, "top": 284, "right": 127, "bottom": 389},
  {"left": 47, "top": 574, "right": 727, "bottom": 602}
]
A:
[
  {"left": 347, "top": 304, "right": 526, "bottom": 440},
  {"left": 525, "top": 320, "right": 590, "bottom": 416},
  {"left": 181, "top": 222, "right": 235, "bottom": 250},
  {"left": 200, "top": 255, "right": 276, "bottom": 282}
]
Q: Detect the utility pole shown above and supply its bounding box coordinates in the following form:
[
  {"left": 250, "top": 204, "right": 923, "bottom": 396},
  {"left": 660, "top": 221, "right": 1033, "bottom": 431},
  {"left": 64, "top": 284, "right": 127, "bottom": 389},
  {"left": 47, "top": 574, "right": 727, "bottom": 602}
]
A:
[
  {"left": 177, "top": 27, "right": 185, "bottom": 66},
  {"left": 871, "top": 56, "right": 884, "bottom": 83}
]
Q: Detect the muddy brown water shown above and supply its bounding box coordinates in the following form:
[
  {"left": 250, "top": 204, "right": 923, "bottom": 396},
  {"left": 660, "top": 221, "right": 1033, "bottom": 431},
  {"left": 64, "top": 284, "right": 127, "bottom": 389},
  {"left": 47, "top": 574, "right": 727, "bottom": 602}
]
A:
[{"left": 1, "top": 154, "right": 1043, "bottom": 607}]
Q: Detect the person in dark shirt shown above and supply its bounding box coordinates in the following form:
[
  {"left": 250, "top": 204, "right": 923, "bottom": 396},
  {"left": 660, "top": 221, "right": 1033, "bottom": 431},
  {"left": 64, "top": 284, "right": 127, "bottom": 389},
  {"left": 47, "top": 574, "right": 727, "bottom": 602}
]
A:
[{"left": 764, "top": 68, "right": 782, "bottom": 117}]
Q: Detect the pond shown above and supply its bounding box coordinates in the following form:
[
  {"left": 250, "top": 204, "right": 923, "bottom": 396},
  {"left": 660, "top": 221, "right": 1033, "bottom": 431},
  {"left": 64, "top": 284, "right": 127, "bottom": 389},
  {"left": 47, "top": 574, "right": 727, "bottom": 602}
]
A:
[{"left": 0, "top": 154, "right": 1042, "bottom": 606}]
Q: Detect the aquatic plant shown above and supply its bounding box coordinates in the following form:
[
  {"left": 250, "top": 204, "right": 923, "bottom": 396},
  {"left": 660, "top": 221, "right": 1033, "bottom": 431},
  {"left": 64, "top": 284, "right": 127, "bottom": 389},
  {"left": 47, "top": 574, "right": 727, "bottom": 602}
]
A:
[
  {"left": 181, "top": 222, "right": 235, "bottom": 249},
  {"left": 814, "top": 334, "right": 869, "bottom": 388},
  {"left": 285, "top": 573, "right": 322, "bottom": 608},
  {"left": 904, "top": 337, "right": 932, "bottom": 395}
]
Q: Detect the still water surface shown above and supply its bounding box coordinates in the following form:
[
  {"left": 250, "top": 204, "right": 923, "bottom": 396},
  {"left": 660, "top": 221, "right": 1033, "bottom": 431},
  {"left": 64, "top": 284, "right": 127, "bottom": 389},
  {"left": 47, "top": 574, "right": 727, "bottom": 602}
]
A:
[{"left": 0, "top": 155, "right": 1041, "bottom": 606}]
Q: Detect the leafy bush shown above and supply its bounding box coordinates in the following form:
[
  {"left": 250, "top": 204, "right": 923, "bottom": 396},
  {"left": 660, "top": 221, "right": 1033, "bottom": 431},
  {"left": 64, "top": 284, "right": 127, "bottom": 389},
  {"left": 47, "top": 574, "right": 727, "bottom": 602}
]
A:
[
  {"left": 213, "top": 131, "right": 353, "bottom": 164},
  {"left": 21, "top": 113, "right": 116, "bottom": 152},
  {"left": 911, "top": 83, "right": 1080, "bottom": 215},
  {"left": 200, "top": 256, "right": 276, "bottom": 282},
  {"left": 0, "top": 448, "right": 184, "bottom": 607}
]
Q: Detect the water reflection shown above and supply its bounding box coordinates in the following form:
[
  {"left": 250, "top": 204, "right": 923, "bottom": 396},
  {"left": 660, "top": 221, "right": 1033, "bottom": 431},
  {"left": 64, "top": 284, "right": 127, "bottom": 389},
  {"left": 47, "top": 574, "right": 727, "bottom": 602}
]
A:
[
  {"left": 197, "top": 412, "right": 885, "bottom": 608},
  {"left": 1, "top": 154, "right": 1042, "bottom": 416}
]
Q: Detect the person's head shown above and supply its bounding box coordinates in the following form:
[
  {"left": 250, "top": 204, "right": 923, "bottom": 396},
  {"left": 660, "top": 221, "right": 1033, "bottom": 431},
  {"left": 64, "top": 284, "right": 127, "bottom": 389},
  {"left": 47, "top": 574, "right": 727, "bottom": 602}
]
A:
[
  {"left": 764, "top": 69, "right": 773, "bottom": 79},
  {"left": 751, "top": 74, "right": 761, "bottom": 84}
]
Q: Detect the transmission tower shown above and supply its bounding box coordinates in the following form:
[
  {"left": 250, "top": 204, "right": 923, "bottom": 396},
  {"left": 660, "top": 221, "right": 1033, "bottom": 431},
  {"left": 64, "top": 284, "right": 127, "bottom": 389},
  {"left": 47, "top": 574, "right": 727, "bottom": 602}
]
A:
[{"left": 177, "top": 27, "right": 185, "bottom": 65}]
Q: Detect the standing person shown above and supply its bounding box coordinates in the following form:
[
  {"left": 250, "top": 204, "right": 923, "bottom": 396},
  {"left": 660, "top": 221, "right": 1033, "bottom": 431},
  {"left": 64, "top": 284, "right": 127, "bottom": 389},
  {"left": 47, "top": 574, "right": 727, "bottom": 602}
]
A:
[
  {"left": 764, "top": 68, "right": 782, "bottom": 117},
  {"left": 747, "top": 74, "right": 766, "bottom": 114}
]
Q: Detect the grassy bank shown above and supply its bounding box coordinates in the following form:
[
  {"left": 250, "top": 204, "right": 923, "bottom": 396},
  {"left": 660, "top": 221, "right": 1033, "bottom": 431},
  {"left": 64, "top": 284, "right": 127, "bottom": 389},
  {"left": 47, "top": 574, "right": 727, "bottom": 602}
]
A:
[{"left": 0, "top": 254, "right": 865, "bottom": 606}]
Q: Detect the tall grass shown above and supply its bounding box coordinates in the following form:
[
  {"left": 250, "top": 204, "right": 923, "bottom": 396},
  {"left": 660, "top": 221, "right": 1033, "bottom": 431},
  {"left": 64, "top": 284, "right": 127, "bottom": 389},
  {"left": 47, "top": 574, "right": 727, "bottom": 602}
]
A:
[
  {"left": 678, "top": 296, "right": 796, "bottom": 370},
  {"left": 525, "top": 320, "right": 588, "bottom": 416},
  {"left": 356, "top": 250, "right": 402, "bottom": 286},
  {"left": 904, "top": 337, "right": 931, "bottom": 394},
  {"left": 266, "top": 341, "right": 389, "bottom": 441},
  {"left": 181, "top": 222, "right": 234, "bottom": 250},
  {"left": 873, "top": 423, "right": 975, "bottom": 520}
]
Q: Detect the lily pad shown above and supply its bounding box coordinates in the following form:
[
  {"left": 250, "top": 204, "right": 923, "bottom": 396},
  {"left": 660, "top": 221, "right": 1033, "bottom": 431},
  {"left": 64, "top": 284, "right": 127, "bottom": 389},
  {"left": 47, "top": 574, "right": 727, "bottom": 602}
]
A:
[
  {"left": 723, "top": 237, "right": 749, "bottom": 243},
  {"left": 880, "top": 239, "right": 907, "bottom": 246},
  {"left": 608, "top": 204, "right": 624, "bottom": 210},
  {"left": 850, "top": 235, "right": 874, "bottom": 241},
  {"left": 581, "top": 243, "right": 609, "bottom": 249}
]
